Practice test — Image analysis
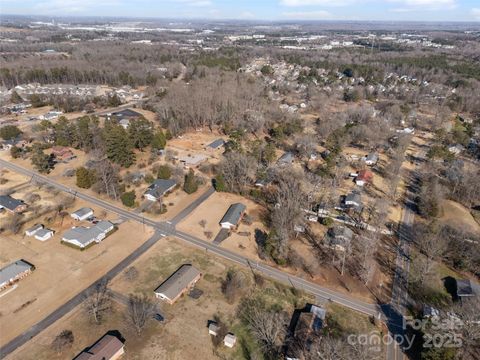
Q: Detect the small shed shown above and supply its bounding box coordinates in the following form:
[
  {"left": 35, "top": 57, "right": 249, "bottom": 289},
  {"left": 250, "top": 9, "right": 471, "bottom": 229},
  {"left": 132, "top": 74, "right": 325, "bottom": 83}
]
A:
[
  {"left": 209, "top": 322, "right": 219, "bottom": 336},
  {"left": 25, "top": 224, "right": 44, "bottom": 237},
  {"left": 224, "top": 333, "right": 237, "bottom": 348},
  {"left": 34, "top": 228, "right": 54, "bottom": 241},
  {"left": 71, "top": 207, "right": 94, "bottom": 221}
]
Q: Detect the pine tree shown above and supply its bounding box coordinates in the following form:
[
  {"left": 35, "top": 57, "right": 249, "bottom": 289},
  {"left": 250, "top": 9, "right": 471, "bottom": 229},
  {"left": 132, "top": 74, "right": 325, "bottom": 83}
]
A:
[
  {"left": 183, "top": 169, "right": 198, "bottom": 194},
  {"left": 104, "top": 123, "right": 135, "bottom": 168},
  {"left": 121, "top": 191, "right": 136, "bottom": 208},
  {"left": 129, "top": 118, "right": 153, "bottom": 150},
  {"left": 157, "top": 164, "right": 172, "bottom": 179},
  {"left": 214, "top": 174, "right": 226, "bottom": 192},
  {"left": 0, "top": 125, "right": 22, "bottom": 140},
  {"left": 31, "top": 146, "right": 51, "bottom": 174},
  {"left": 76, "top": 167, "right": 95, "bottom": 189},
  {"left": 151, "top": 130, "right": 167, "bottom": 151},
  {"left": 10, "top": 90, "right": 23, "bottom": 104}
]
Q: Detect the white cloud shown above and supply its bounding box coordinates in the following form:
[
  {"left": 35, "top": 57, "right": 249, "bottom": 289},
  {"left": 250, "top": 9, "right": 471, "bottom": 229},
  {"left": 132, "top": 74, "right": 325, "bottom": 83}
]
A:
[
  {"left": 32, "top": 0, "right": 117, "bottom": 14},
  {"left": 282, "top": 10, "right": 333, "bottom": 19},
  {"left": 173, "top": 0, "right": 212, "bottom": 6},
  {"left": 280, "top": 0, "right": 352, "bottom": 6},
  {"left": 471, "top": 8, "right": 480, "bottom": 20},
  {"left": 388, "top": 0, "right": 457, "bottom": 10}
]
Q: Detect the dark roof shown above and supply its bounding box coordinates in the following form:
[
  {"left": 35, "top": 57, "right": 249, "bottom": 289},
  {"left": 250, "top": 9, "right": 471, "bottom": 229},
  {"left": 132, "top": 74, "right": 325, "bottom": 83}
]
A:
[
  {"left": 111, "top": 109, "right": 143, "bottom": 119},
  {"left": 144, "top": 179, "right": 177, "bottom": 199},
  {"left": 456, "top": 279, "right": 479, "bottom": 297},
  {"left": 345, "top": 192, "right": 361, "bottom": 205},
  {"left": 327, "top": 226, "right": 353, "bottom": 248},
  {"left": 154, "top": 264, "right": 201, "bottom": 300},
  {"left": 366, "top": 153, "right": 379, "bottom": 162},
  {"left": 208, "top": 139, "right": 225, "bottom": 149},
  {"left": 220, "top": 203, "right": 246, "bottom": 226},
  {"left": 0, "top": 195, "right": 25, "bottom": 211},
  {"left": 74, "top": 334, "right": 124, "bottom": 360}
]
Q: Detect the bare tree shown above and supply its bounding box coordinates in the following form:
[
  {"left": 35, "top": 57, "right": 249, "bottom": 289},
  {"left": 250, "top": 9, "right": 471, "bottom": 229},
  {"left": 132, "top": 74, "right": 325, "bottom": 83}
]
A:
[
  {"left": 84, "top": 279, "right": 112, "bottom": 324},
  {"left": 452, "top": 298, "right": 480, "bottom": 359},
  {"left": 125, "top": 294, "right": 155, "bottom": 335},
  {"left": 219, "top": 152, "right": 257, "bottom": 194},
  {"left": 51, "top": 330, "right": 74, "bottom": 354},
  {"left": 221, "top": 269, "right": 246, "bottom": 304}
]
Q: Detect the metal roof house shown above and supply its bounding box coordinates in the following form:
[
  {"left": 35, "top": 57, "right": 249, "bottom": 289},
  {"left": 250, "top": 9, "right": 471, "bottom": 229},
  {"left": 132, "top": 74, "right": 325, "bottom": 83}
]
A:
[
  {"left": 355, "top": 170, "right": 373, "bottom": 186},
  {"left": 0, "top": 259, "right": 34, "bottom": 289},
  {"left": 220, "top": 203, "right": 246, "bottom": 229},
  {"left": 206, "top": 139, "right": 225, "bottom": 150},
  {"left": 74, "top": 333, "right": 125, "bottom": 360},
  {"left": 344, "top": 191, "right": 362, "bottom": 209},
  {"left": 62, "top": 221, "right": 114, "bottom": 249},
  {"left": 0, "top": 195, "right": 27, "bottom": 213},
  {"left": 71, "top": 207, "right": 94, "bottom": 221},
  {"left": 154, "top": 264, "right": 201, "bottom": 304},
  {"left": 110, "top": 108, "right": 143, "bottom": 119},
  {"left": 144, "top": 179, "right": 177, "bottom": 201}
]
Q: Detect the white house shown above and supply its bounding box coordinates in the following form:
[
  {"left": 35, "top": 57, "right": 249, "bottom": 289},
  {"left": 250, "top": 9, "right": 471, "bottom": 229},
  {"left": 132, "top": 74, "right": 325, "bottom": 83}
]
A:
[
  {"left": 25, "top": 224, "right": 43, "bottom": 237},
  {"left": 62, "top": 221, "right": 114, "bottom": 249},
  {"left": 71, "top": 207, "right": 94, "bottom": 221},
  {"left": 34, "top": 228, "right": 54, "bottom": 241},
  {"left": 219, "top": 203, "right": 246, "bottom": 230}
]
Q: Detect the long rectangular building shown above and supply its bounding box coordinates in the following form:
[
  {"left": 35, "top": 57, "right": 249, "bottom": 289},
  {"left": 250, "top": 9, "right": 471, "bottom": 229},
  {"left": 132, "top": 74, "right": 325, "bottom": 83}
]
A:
[{"left": 0, "top": 259, "right": 34, "bottom": 289}]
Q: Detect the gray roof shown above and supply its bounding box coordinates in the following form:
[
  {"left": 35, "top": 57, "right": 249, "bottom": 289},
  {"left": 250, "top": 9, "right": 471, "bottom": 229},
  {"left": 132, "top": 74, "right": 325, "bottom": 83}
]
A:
[
  {"left": 35, "top": 228, "right": 53, "bottom": 238},
  {"left": 366, "top": 153, "right": 379, "bottom": 162},
  {"left": 72, "top": 207, "right": 93, "bottom": 218},
  {"left": 327, "top": 226, "right": 354, "bottom": 247},
  {"left": 26, "top": 223, "right": 43, "bottom": 234},
  {"left": 154, "top": 264, "right": 201, "bottom": 300},
  {"left": 144, "top": 179, "right": 177, "bottom": 199},
  {"left": 220, "top": 203, "right": 246, "bottom": 226},
  {"left": 208, "top": 139, "right": 225, "bottom": 149},
  {"left": 345, "top": 192, "right": 361, "bottom": 205},
  {"left": 0, "top": 260, "right": 33, "bottom": 286},
  {"left": 63, "top": 221, "right": 113, "bottom": 246},
  {"left": 456, "top": 279, "right": 479, "bottom": 297},
  {"left": 111, "top": 108, "right": 142, "bottom": 118},
  {"left": 278, "top": 152, "right": 294, "bottom": 164},
  {"left": 0, "top": 195, "right": 25, "bottom": 211}
]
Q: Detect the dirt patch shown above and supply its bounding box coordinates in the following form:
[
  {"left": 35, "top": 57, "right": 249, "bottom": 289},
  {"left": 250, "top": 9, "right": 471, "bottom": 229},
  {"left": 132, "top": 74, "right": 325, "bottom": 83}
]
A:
[{"left": 440, "top": 200, "right": 480, "bottom": 234}]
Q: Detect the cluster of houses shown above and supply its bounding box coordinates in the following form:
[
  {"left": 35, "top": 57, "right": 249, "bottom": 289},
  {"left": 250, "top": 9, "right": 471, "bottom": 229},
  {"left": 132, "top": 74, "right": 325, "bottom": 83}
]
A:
[
  {"left": 62, "top": 208, "right": 115, "bottom": 249},
  {"left": 25, "top": 224, "right": 54, "bottom": 241}
]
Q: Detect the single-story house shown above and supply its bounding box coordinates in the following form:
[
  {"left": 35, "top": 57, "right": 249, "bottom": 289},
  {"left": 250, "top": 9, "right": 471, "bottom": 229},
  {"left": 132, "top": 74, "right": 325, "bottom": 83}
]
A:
[
  {"left": 74, "top": 333, "right": 125, "bottom": 360},
  {"left": 326, "top": 226, "right": 354, "bottom": 251},
  {"left": 456, "top": 279, "right": 479, "bottom": 298},
  {"left": 177, "top": 154, "right": 207, "bottom": 168},
  {"left": 62, "top": 221, "right": 114, "bottom": 249},
  {"left": 344, "top": 191, "right": 362, "bottom": 210},
  {"left": 51, "top": 146, "right": 75, "bottom": 162},
  {"left": 355, "top": 170, "right": 373, "bottom": 186},
  {"left": 119, "top": 118, "right": 130, "bottom": 129},
  {"left": 34, "top": 228, "right": 54, "bottom": 241},
  {"left": 364, "top": 152, "right": 379, "bottom": 166},
  {"left": 206, "top": 139, "right": 225, "bottom": 151},
  {"left": 219, "top": 203, "right": 246, "bottom": 230},
  {"left": 224, "top": 333, "right": 237, "bottom": 348},
  {"left": 0, "top": 259, "right": 34, "bottom": 289},
  {"left": 277, "top": 152, "right": 294, "bottom": 165},
  {"left": 144, "top": 179, "right": 177, "bottom": 201},
  {"left": 25, "top": 224, "right": 44, "bottom": 237},
  {"left": 110, "top": 108, "right": 143, "bottom": 119},
  {"left": 154, "top": 264, "right": 201, "bottom": 304},
  {"left": 0, "top": 195, "right": 27, "bottom": 213},
  {"left": 71, "top": 207, "right": 94, "bottom": 221}
]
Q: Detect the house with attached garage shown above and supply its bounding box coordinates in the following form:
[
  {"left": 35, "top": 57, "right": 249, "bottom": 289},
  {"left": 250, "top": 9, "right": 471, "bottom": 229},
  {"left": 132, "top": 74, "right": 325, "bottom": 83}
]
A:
[
  {"left": 219, "top": 203, "right": 246, "bottom": 230},
  {"left": 62, "top": 221, "right": 114, "bottom": 249},
  {"left": 0, "top": 195, "right": 28, "bottom": 213},
  {"left": 0, "top": 259, "right": 35, "bottom": 290},
  {"left": 34, "top": 228, "right": 54, "bottom": 241},
  {"left": 154, "top": 264, "right": 201, "bottom": 304},
  {"left": 71, "top": 207, "right": 94, "bottom": 221},
  {"left": 144, "top": 179, "right": 177, "bottom": 201}
]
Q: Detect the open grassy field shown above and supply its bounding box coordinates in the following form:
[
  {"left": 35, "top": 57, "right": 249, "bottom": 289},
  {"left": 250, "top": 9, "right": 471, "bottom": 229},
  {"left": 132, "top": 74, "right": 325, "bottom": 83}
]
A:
[{"left": 6, "top": 236, "right": 381, "bottom": 360}]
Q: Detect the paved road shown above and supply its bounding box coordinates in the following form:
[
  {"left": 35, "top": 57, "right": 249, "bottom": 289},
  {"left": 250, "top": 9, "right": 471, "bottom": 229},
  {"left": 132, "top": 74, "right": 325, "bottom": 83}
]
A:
[
  {"left": 170, "top": 186, "right": 215, "bottom": 225},
  {"left": 0, "top": 159, "right": 383, "bottom": 356},
  {"left": 0, "top": 231, "right": 164, "bottom": 358}
]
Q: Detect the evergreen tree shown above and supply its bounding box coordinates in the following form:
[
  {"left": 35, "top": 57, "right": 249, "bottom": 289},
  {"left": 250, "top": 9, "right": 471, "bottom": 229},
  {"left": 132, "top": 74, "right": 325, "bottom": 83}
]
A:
[
  {"left": 31, "top": 146, "right": 51, "bottom": 173},
  {"left": 183, "top": 169, "right": 198, "bottom": 194},
  {"left": 151, "top": 130, "right": 167, "bottom": 150},
  {"left": 76, "top": 167, "right": 95, "bottom": 189},
  {"left": 157, "top": 164, "right": 172, "bottom": 179},
  {"left": 0, "top": 125, "right": 22, "bottom": 140},
  {"left": 75, "top": 116, "right": 96, "bottom": 151},
  {"left": 103, "top": 123, "right": 135, "bottom": 168},
  {"left": 121, "top": 191, "right": 136, "bottom": 208},
  {"left": 128, "top": 118, "right": 153, "bottom": 150},
  {"left": 54, "top": 117, "right": 76, "bottom": 146},
  {"left": 214, "top": 174, "right": 226, "bottom": 192}
]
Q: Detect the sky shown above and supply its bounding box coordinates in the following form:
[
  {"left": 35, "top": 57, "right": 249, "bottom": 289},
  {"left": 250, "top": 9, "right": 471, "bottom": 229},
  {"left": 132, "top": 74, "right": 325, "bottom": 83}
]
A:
[{"left": 1, "top": 0, "right": 479, "bottom": 22}]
